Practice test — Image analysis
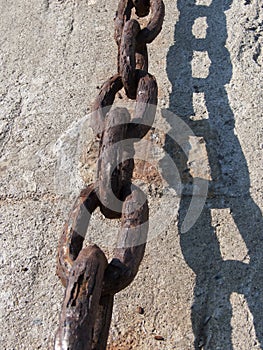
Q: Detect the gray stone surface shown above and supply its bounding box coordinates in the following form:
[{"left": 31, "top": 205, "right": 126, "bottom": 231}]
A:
[{"left": 0, "top": 0, "right": 262, "bottom": 349}]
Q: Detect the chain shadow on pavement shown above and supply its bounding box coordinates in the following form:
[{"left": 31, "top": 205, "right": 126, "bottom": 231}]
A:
[{"left": 160, "top": 0, "right": 263, "bottom": 348}]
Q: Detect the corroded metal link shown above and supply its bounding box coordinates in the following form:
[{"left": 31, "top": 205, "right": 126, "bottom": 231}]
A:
[
  {"left": 55, "top": 245, "right": 108, "bottom": 350},
  {"left": 137, "top": 0, "right": 165, "bottom": 44},
  {"left": 119, "top": 19, "right": 141, "bottom": 99},
  {"left": 114, "top": 0, "right": 163, "bottom": 75},
  {"left": 114, "top": 0, "right": 149, "bottom": 74},
  {"left": 91, "top": 71, "right": 157, "bottom": 144},
  {"left": 95, "top": 73, "right": 157, "bottom": 215},
  {"left": 102, "top": 184, "right": 149, "bottom": 295},
  {"left": 55, "top": 184, "right": 148, "bottom": 349},
  {"left": 56, "top": 185, "right": 99, "bottom": 287},
  {"left": 56, "top": 184, "right": 148, "bottom": 295},
  {"left": 92, "top": 73, "right": 157, "bottom": 216},
  {"left": 128, "top": 70, "right": 158, "bottom": 139},
  {"left": 96, "top": 107, "right": 134, "bottom": 218},
  {"left": 92, "top": 295, "right": 114, "bottom": 350},
  {"left": 114, "top": 0, "right": 133, "bottom": 47},
  {"left": 115, "top": 0, "right": 165, "bottom": 47},
  {"left": 115, "top": 0, "right": 165, "bottom": 46},
  {"left": 91, "top": 74, "right": 123, "bottom": 138}
]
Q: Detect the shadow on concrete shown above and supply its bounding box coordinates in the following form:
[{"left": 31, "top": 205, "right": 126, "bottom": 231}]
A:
[{"left": 161, "top": 0, "right": 263, "bottom": 348}]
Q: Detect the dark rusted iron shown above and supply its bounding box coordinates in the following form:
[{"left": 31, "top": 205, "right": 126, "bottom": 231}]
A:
[
  {"left": 127, "top": 70, "right": 158, "bottom": 139},
  {"left": 56, "top": 185, "right": 100, "bottom": 288},
  {"left": 114, "top": 0, "right": 165, "bottom": 46},
  {"left": 56, "top": 184, "right": 148, "bottom": 349},
  {"left": 114, "top": 0, "right": 164, "bottom": 80},
  {"left": 114, "top": 0, "right": 133, "bottom": 47},
  {"left": 92, "top": 294, "right": 114, "bottom": 350},
  {"left": 119, "top": 19, "right": 141, "bottom": 99},
  {"left": 137, "top": 0, "right": 165, "bottom": 44},
  {"left": 55, "top": 0, "right": 164, "bottom": 349},
  {"left": 96, "top": 107, "right": 133, "bottom": 218},
  {"left": 92, "top": 75, "right": 123, "bottom": 138},
  {"left": 101, "top": 185, "right": 149, "bottom": 296},
  {"left": 55, "top": 245, "right": 108, "bottom": 349}
]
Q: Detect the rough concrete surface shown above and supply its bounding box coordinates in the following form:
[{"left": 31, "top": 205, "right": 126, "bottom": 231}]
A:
[{"left": 0, "top": 0, "right": 262, "bottom": 349}]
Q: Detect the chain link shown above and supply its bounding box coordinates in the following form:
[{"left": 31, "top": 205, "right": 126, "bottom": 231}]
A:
[{"left": 54, "top": 1, "right": 164, "bottom": 349}]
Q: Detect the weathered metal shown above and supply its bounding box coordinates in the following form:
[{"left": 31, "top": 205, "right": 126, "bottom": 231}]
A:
[{"left": 55, "top": 0, "right": 164, "bottom": 348}]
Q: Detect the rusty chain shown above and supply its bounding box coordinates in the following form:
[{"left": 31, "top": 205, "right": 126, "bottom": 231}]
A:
[{"left": 54, "top": 1, "right": 164, "bottom": 349}]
